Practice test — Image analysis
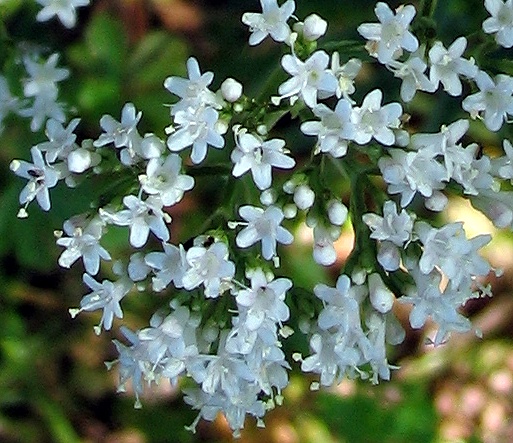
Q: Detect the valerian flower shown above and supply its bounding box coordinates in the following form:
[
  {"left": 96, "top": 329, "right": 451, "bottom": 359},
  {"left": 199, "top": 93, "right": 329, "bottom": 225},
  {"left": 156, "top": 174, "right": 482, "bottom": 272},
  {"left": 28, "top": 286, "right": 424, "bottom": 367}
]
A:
[
  {"left": 357, "top": 2, "right": 419, "bottom": 64},
  {"left": 483, "top": 0, "right": 513, "bottom": 48},
  {"left": 231, "top": 128, "right": 295, "bottom": 190},
  {"left": 235, "top": 205, "right": 293, "bottom": 260},
  {"left": 242, "top": 0, "right": 295, "bottom": 46}
]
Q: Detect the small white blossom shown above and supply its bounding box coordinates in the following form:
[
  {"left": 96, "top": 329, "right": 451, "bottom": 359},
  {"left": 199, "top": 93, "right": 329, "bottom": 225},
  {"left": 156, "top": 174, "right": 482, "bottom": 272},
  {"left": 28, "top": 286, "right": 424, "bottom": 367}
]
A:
[
  {"left": 139, "top": 154, "right": 194, "bottom": 206},
  {"left": 330, "top": 53, "right": 361, "bottom": 102},
  {"left": 36, "top": 0, "right": 89, "bottom": 28},
  {"left": 75, "top": 273, "right": 133, "bottom": 332},
  {"left": 387, "top": 49, "right": 436, "bottom": 102},
  {"left": 37, "top": 118, "right": 80, "bottom": 163},
  {"left": 400, "top": 264, "right": 474, "bottom": 346},
  {"left": 300, "top": 99, "right": 356, "bottom": 157},
  {"left": 10, "top": 147, "right": 60, "bottom": 211},
  {"left": 56, "top": 215, "right": 111, "bottom": 275},
  {"left": 94, "top": 102, "right": 142, "bottom": 153},
  {"left": 167, "top": 107, "right": 225, "bottom": 164},
  {"left": 379, "top": 148, "right": 447, "bottom": 207},
  {"left": 182, "top": 241, "right": 235, "bottom": 298},
  {"left": 236, "top": 205, "right": 293, "bottom": 260},
  {"left": 462, "top": 71, "right": 513, "bottom": 131},
  {"left": 242, "top": 0, "right": 295, "bottom": 46},
  {"left": 235, "top": 269, "right": 292, "bottom": 330},
  {"left": 415, "top": 221, "right": 491, "bottom": 290},
  {"left": 428, "top": 37, "right": 478, "bottom": 96},
  {"left": 145, "top": 243, "right": 188, "bottom": 291},
  {"left": 231, "top": 128, "right": 295, "bottom": 190},
  {"left": 278, "top": 50, "right": 338, "bottom": 108},
  {"left": 483, "top": 0, "right": 513, "bottom": 48},
  {"left": 352, "top": 89, "right": 403, "bottom": 146},
  {"left": 357, "top": 2, "right": 419, "bottom": 64},
  {"left": 363, "top": 200, "right": 414, "bottom": 246},
  {"left": 102, "top": 195, "right": 170, "bottom": 248},
  {"left": 164, "top": 57, "right": 221, "bottom": 113},
  {"left": 23, "top": 53, "right": 69, "bottom": 99}
]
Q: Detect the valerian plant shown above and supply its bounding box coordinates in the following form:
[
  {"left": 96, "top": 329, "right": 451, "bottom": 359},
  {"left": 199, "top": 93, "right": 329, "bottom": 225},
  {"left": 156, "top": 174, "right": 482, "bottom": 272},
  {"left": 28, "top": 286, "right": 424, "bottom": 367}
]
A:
[{"left": 4, "top": 0, "right": 513, "bottom": 436}]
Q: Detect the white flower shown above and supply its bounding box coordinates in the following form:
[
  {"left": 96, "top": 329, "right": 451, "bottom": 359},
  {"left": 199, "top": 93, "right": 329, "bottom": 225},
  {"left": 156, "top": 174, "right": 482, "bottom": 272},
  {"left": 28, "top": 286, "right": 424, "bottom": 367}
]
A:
[
  {"left": 415, "top": 221, "right": 491, "bottom": 290},
  {"left": 23, "top": 53, "right": 69, "bottom": 98},
  {"left": 231, "top": 128, "right": 295, "bottom": 190},
  {"left": 75, "top": 273, "right": 132, "bottom": 331},
  {"left": 242, "top": 0, "right": 295, "bottom": 46},
  {"left": 357, "top": 2, "right": 418, "bottom": 64},
  {"left": 235, "top": 269, "right": 291, "bottom": 330},
  {"left": 411, "top": 119, "right": 469, "bottom": 179},
  {"left": 167, "top": 106, "right": 225, "bottom": 164},
  {"left": 363, "top": 200, "right": 414, "bottom": 246},
  {"left": 20, "top": 53, "right": 68, "bottom": 131},
  {"left": 182, "top": 241, "right": 235, "bottom": 298},
  {"left": 10, "top": 147, "right": 60, "bottom": 211},
  {"left": 428, "top": 37, "right": 478, "bottom": 96},
  {"left": 37, "top": 118, "right": 80, "bottom": 163},
  {"left": 330, "top": 54, "right": 361, "bottom": 102},
  {"left": 462, "top": 71, "right": 513, "bottom": 131},
  {"left": 352, "top": 89, "right": 403, "bottom": 146},
  {"left": 300, "top": 99, "right": 356, "bottom": 158},
  {"left": 145, "top": 243, "right": 188, "bottom": 291},
  {"left": 387, "top": 49, "right": 436, "bottom": 102},
  {"left": 314, "top": 274, "right": 360, "bottom": 331},
  {"left": 164, "top": 57, "right": 221, "bottom": 114},
  {"left": 139, "top": 154, "right": 194, "bottom": 206},
  {"left": 19, "top": 90, "right": 66, "bottom": 132},
  {"left": 278, "top": 50, "right": 338, "bottom": 108},
  {"left": 236, "top": 205, "right": 293, "bottom": 260},
  {"left": 400, "top": 264, "right": 473, "bottom": 346},
  {"left": 379, "top": 148, "right": 447, "bottom": 207},
  {"left": 483, "top": 0, "right": 513, "bottom": 48},
  {"left": 102, "top": 195, "right": 170, "bottom": 248},
  {"left": 56, "top": 215, "right": 111, "bottom": 275},
  {"left": 36, "top": 0, "right": 89, "bottom": 28},
  {"left": 94, "top": 102, "right": 142, "bottom": 150},
  {"left": 127, "top": 253, "right": 151, "bottom": 282}
]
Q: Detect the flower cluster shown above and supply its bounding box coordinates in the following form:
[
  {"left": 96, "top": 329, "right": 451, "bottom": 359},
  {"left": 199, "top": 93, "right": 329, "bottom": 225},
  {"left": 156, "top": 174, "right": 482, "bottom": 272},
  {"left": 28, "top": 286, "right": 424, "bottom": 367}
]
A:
[{"left": 6, "top": 0, "right": 513, "bottom": 436}]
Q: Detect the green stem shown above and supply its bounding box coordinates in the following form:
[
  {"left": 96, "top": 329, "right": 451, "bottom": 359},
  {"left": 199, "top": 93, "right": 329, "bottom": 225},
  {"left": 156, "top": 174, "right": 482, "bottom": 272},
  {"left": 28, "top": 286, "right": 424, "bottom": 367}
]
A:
[{"left": 420, "top": 0, "right": 438, "bottom": 18}]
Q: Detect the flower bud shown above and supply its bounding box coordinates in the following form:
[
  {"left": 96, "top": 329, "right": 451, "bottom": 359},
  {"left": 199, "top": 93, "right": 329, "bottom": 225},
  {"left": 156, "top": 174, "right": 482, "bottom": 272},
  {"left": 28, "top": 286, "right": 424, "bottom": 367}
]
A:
[
  {"left": 221, "top": 78, "right": 243, "bottom": 102},
  {"left": 327, "top": 200, "right": 348, "bottom": 225},
  {"left": 283, "top": 203, "right": 297, "bottom": 219},
  {"left": 302, "top": 14, "right": 328, "bottom": 41},
  {"left": 294, "top": 184, "right": 315, "bottom": 210},
  {"left": 260, "top": 189, "right": 276, "bottom": 206},
  {"left": 68, "top": 148, "right": 92, "bottom": 173},
  {"left": 368, "top": 273, "right": 395, "bottom": 314}
]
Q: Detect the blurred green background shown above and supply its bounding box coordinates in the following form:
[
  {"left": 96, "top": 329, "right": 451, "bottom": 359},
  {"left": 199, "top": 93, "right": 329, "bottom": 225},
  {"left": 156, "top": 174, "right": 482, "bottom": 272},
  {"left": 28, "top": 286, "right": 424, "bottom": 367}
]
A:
[{"left": 1, "top": 0, "right": 513, "bottom": 442}]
